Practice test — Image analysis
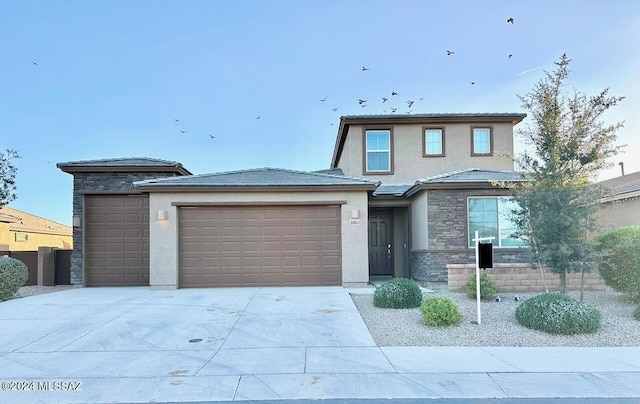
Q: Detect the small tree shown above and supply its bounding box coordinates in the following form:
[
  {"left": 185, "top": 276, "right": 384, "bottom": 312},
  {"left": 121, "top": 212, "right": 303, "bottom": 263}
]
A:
[
  {"left": 512, "top": 54, "right": 624, "bottom": 294},
  {"left": 0, "top": 149, "right": 20, "bottom": 207}
]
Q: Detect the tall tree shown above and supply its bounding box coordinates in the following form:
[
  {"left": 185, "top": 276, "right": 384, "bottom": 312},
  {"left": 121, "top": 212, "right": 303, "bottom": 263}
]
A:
[
  {"left": 512, "top": 54, "right": 625, "bottom": 293},
  {"left": 0, "top": 149, "right": 20, "bottom": 207}
]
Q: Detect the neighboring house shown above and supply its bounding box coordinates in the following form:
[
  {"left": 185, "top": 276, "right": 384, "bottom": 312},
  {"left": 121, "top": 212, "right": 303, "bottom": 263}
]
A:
[
  {"left": 594, "top": 170, "right": 640, "bottom": 234},
  {"left": 58, "top": 113, "right": 531, "bottom": 289},
  {"left": 0, "top": 206, "right": 72, "bottom": 252}
]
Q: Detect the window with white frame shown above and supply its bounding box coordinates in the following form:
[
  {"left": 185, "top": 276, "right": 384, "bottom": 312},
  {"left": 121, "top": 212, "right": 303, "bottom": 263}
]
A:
[
  {"left": 365, "top": 129, "right": 391, "bottom": 172},
  {"left": 423, "top": 127, "right": 444, "bottom": 156},
  {"left": 467, "top": 197, "right": 525, "bottom": 247},
  {"left": 472, "top": 127, "right": 492, "bottom": 155}
]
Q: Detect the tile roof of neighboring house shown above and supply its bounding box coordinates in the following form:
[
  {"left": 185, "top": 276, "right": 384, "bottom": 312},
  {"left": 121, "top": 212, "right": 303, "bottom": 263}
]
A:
[
  {"left": 57, "top": 157, "right": 192, "bottom": 175},
  {"left": 372, "top": 184, "right": 414, "bottom": 196},
  {"left": 331, "top": 112, "right": 527, "bottom": 168},
  {"left": 598, "top": 171, "right": 640, "bottom": 201},
  {"left": 133, "top": 167, "right": 380, "bottom": 191},
  {"left": 0, "top": 206, "right": 72, "bottom": 237},
  {"left": 405, "top": 168, "right": 527, "bottom": 196},
  {"left": 312, "top": 168, "right": 345, "bottom": 176}
]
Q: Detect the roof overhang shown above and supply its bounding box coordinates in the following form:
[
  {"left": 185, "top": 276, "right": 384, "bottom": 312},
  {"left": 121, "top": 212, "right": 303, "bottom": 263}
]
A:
[{"left": 132, "top": 184, "right": 379, "bottom": 193}]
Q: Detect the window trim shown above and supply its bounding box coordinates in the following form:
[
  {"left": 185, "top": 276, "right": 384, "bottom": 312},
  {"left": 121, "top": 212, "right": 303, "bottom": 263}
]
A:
[
  {"left": 362, "top": 127, "right": 394, "bottom": 175},
  {"left": 470, "top": 126, "right": 493, "bottom": 156},
  {"left": 467, "top": 196, "right": 524, "bottom": 248},
  {"left": 422, "top": 126, "right": 445, "bottom": 157}
]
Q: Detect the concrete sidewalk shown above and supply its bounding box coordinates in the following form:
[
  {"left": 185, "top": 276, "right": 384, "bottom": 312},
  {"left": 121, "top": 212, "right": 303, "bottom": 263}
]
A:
[{"left": 0, "top": 287, "right": 639, "bottom": 403}]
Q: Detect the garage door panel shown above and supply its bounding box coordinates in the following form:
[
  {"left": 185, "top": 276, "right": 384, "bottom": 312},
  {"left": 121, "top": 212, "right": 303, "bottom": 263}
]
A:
[
  {"left": 85, "top": 195, "right": 149, "bottom": 287},
  {"left": 179, "top": 205, "right": 341, "bottom": 287}
]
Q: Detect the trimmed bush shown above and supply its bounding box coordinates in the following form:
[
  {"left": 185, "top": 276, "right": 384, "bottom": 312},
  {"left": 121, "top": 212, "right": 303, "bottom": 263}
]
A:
[
  {"left": 595, "top": 226, "right": 640, "bottom": 303},
  {"left": 515, "top": 292, "right": 601, "bottom": 335},
  {"left": 0, "top": 256, "right": 29, "bottom": 301},
  {"left": 465, "top": 273, "right": 499, "bottom": 300},
  {"left": 420, "top": 296, "right": 463, "bottom": 326},
  {"left": 373, "top": 278, "right": 422, "bottom": 309},
  {"left": 634, "top": 306, "right": 640, "bottom": 322}
]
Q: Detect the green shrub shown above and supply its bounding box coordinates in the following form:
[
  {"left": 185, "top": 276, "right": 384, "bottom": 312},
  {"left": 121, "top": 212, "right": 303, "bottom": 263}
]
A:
[
  {"left": 515, "top": 292, "right": 601, "bottom": 335},
  {"left": 634, "top": 306, "right": 640, "bottom": 322},
  {"left": 595, "top": 226, "right": 640, "bottom": 303},
  {"left": 465, "top": 273, "right": 499, "bottom": 300},
  {"left": 420, "top": 296, "right": 463, "bottom": 326},
  {"left": 373, "top": 278, "right": 422, "bottom": 309},
  {"left": 0, "top": 256, "right": 29, "bottom": 301}
]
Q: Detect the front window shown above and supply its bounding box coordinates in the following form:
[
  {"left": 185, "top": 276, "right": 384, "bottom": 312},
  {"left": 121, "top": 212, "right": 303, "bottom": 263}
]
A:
[
  {"left": 468, "top": 197, "right": 525, "bottom": 247},
  {"left": 365, "top": 130, "right": 391, "bottom": 172},
  {"left": 472, "top": 127, "right": 492, "bottom": 155},
  {"left": 423, "top": 127, "right": 444, "bottom": 156}
]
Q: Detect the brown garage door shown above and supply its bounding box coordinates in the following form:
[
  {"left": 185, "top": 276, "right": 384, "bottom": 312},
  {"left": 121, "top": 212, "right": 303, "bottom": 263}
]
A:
[
  {"left": 179, "top": 205, "right": 341, "bottom": 287},
  {"left": 85, "top": 195, "right": 150, "bottom": 286}
]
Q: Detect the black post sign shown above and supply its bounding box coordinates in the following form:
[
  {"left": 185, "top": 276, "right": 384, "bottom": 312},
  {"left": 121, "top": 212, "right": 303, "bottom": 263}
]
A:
[{"left": 478, "top": 242, "right": 493, "bottom": 269}]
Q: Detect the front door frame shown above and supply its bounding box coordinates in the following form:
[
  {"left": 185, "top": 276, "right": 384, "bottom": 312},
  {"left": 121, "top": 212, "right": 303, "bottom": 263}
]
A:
[{"left": 368, "top": 207, "right": 394, "bottom": 276}]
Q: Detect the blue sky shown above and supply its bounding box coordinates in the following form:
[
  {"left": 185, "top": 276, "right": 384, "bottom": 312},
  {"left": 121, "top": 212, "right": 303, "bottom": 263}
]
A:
[{"left": 2, "top": 0, "right": 639, "bottom": 226}]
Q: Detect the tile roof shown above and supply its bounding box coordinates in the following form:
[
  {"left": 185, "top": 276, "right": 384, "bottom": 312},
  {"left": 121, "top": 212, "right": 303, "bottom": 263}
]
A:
[
  {"left": 0, "top": 207, "right": 72, "bottom": 236},
  {"left": 598, "top": 171, "right": 640, "bottom": 198},
  {"left": 340, "top": 112, "right": 527, "bottom": 121},
  {"left": 57, "top": 157, "right": 192, "bottom": 175},
  {"left": 416, "top": 168, "right": 527, "bottom": 184},
  {"left": 372, "top": 184, "right": 414, "bottom": 196},
  {"left": 133, "top": 167, "right": 380, "bottom": 189}
]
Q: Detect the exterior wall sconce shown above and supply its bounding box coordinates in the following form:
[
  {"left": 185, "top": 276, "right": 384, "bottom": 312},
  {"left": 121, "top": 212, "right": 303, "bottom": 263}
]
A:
[
  {"left": 351, "top": 209, "right": 360, "bottom": 219},
  {"left": 157, "top": 210, "right": 168, "bottom": 221},
  {"left": 72, "top": 215, "right": 82, "bottom": 228}
]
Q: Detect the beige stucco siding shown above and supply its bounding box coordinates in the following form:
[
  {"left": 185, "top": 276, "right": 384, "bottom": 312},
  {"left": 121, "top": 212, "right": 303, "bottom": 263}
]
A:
[
  {"left": 594, "top": 198, "right": 640, "bottom": 235},
  {"left": 410, "top": 192, "right": 429, "bottom": 250},
  {"left": 337, "top": 123, "right": 515, "bottom": 183},
  {"left": 148, "top": 191, "right": 370, "bottom": 289},
  {"left": 0, "top": 223, "right": 72, "bottom": 252}
]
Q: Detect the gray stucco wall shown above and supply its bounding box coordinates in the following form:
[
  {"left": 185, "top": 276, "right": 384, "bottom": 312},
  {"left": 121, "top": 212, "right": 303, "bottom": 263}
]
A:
[
  {"left": 410, "top": 188, "right": 531, "bottom": 282},
  {"left": 70, "top": 171, "right": 181, "bottom": 285}
]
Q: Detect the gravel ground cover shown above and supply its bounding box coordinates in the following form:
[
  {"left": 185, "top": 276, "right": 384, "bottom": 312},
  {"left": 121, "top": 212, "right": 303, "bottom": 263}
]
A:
[
  {"left": 13, "top": 285, "right": 75, "bottom": 299},
  {"left": 352, "top": 284, "right": 640, "bottom": 347}
]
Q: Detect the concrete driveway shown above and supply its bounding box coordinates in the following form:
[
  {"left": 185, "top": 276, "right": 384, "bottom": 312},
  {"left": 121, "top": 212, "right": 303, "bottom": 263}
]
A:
[{"left": 2, "top": 287, "right": 640, "bottom": 403}]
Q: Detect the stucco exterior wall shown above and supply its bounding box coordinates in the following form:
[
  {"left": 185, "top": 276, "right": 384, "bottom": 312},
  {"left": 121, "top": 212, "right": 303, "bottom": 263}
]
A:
[
  {"left": 337, "top": 122, "right": 515, "bottom": 183},
  {"left": 0, "top": 223, "right": 72, "bottom": 251},
  {"left": 593, "top": 198, "right": 640, "bottom": 236},
  {"left": 148, "top": 190, "right": 370, "bottom": 289}
]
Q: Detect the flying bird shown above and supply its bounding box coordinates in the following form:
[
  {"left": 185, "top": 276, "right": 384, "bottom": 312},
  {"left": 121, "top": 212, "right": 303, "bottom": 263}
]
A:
[
  {"left": 332, "top": 108, "right": 338, "bottom": 112},
  {"left": 406, "top": 100, "right": 414, "bottom": 107},
  {"left": 180, "top": 130, "right": 186, "bottom": 134},
  {"left": 320, "top": 96, "right": 327, "bottom": 102},
  {"left": 256, "top": 115, "right": 261, "bottom": 120},
  {"left": 471, "top": 81, "right": 476, "bottom": 85},
  {"left": 361, "top": 104, "right": 368, "bottom": 108},
  {"left": 390, "top": 108, "right": 398, "bottom": 113},
  {"left": 507, "top": 17, "right": 514, "bottom": 24},
  {"left": 419, "top": 97, "right": 424, "bottom": 101},
  {"left": 391, "top": 91, "right": 398, "bottom": 96},
  {"left": 446, "top": 50, "right": 455, "bottom": 55},
  {"left": 31, "top": 61, "right": 38, "bottom": 66},
  {"left": 358, "top": 99, "right": 367, "bottom": 105},
  {"left": 508, "top": 54, "right": 513, "bottom": 59},
  {"left": 174, "top": 119, "right": 179, "bottom": 122},
  {"left": 209, "top": 134, "right": 215, "bottom": 139},
  {"left": 382, "top": 97, "right": 388, "bottom": 103},
  {"left": 361, "top": 66, "right": 370, "bottom": 71}
]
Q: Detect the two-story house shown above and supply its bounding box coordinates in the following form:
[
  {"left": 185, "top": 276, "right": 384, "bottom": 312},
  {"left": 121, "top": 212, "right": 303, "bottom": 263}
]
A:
[
  {"left": 331, "top": 113, "right": 530, "bottom": 282},
  {"left": 59, "top": 113, "right": 529, "bottom": 289}
]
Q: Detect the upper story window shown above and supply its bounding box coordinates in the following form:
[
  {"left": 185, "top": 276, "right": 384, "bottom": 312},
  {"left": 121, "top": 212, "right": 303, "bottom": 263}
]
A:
[
  {"left": 364, "top": 128, "right": 393, "bottom": 173},
  {"left": 423, "top": 127, "right": 445, "bottom": 157},
  {"left": 471, "top": 126, "right": 493, "bottom": 156},
  {"left": 467, "top": 196, "right": 526, "bottom": 248}
]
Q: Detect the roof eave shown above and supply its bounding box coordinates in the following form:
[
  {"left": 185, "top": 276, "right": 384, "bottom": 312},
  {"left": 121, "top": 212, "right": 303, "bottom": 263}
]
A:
[
  {"left": 405, "top": 180, "right": 525, "bottom": 197},
  {"left": 133, "top": 184, "right": 379, "bottom": 193},
  {"left": 58, "top": 165, "right": 192, "bottom": 175}
]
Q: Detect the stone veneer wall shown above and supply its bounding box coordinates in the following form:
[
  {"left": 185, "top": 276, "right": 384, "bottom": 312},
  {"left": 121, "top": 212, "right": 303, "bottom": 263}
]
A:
[
  {"left": 410, "top": 188, "right": 530, "bottom": 282},
  {"left": 447, "top": 263, "right": 607, "bottom": 292},
  {"left": 70, "top": 171, "right": 181, "bottom": 285}
]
